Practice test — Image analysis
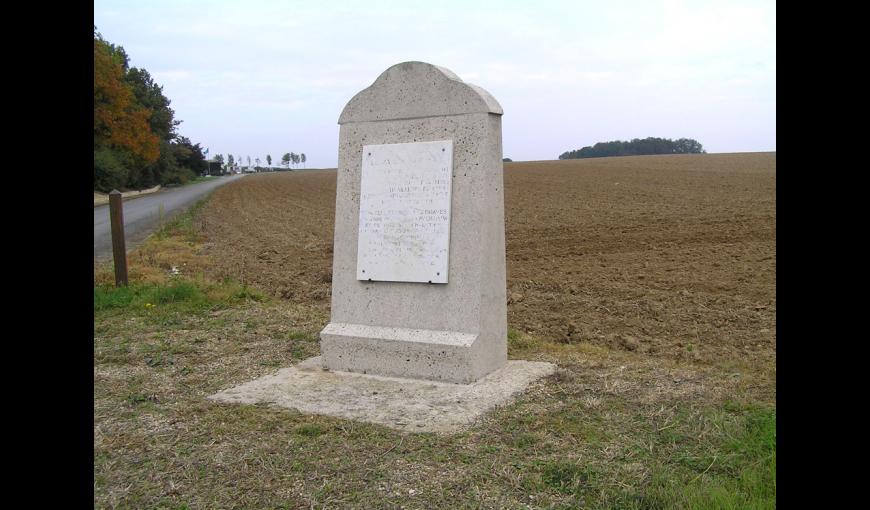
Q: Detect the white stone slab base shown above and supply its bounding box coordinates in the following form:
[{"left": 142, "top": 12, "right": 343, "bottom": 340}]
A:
[
  {"left": 320, "top": 322, "right": 499, "bottom": 384},
  {"left": 207, "top": 356, "right": 556, "bottom": 434}
]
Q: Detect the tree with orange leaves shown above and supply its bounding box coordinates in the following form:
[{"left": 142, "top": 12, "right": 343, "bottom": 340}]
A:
[
  {"left": 94, "top": 28, "right": 207, "bottom": 191},
  {"left": 94, "top": 33, "right": 159, "bottom": 166}
]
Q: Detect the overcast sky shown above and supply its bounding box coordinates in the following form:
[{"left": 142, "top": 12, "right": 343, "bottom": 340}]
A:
[{"left": 94, "top": 0, "right": 775, "bottom": 168}]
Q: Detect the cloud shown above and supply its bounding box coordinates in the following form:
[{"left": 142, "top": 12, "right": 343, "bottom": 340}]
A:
[
  {"left": 94, "top": 0, "right": 776, "bottom": 164},
  {"left": 151, "top": 70, "right": 193, "bottom": 83}
]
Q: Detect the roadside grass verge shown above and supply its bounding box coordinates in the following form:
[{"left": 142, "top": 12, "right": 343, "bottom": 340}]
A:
[
  {"left": 95, "top": 197, "right": 212, "bottom": 287},
  {"left": 184, "top": 175, "right": 215, "bottom": 186},
  {"left": 152, "top": 195, "right": 210, "bottom": 242}
]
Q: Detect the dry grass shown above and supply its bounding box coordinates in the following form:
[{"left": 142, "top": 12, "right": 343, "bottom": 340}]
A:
[{"left": 94, "top": 295, "right": 773, "bottom": 508}]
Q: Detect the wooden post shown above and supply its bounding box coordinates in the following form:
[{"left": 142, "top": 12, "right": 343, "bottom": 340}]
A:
[{"left": 109, "top": 190, "right": 128, "bottom": 287}]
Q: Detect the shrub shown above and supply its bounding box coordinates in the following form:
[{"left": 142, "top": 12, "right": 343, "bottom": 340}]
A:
[{"left": 94, "top": 147, "right": 128, "bottom": 192}]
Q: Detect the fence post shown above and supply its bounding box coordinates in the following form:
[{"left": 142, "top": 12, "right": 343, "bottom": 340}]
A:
[{"left": 109, "top": 190, "right": 128, "bottom": 287}]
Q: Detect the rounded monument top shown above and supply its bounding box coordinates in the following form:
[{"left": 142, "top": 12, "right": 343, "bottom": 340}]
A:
[{"left": 338, "top": 61, "right": 503, "bottom": 124}]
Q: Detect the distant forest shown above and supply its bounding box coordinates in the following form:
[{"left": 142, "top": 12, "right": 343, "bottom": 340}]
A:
[{"left": 559, "top": 137, "right": 705, "bottom": 160}]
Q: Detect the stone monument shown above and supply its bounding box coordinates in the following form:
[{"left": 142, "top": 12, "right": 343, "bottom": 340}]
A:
[
  {"left": 209, "top": 62, "right": 555, "bottom": 433},
  {"left": 319, "top": 61, "right": 507, "bottom": 384}
]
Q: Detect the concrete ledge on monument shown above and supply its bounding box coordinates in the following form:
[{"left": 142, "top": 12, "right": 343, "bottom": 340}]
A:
[
  {"left": 207, "top": 356, "right": 557, "bottom": 434},
  {"left": 320, "top": 322, "right": 497, "bottom": 384}
]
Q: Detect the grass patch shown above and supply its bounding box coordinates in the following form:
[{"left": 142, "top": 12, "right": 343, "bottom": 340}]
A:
[
  {"left": 507, "top": 326, "right": 539, "bottom": 353},
  {"left": 96, "top": 300, "right": 776, "bottom": 509},
  {"left": 94, "top": 279, "right": 267, "bottom": 325},
  {"left": 287, "top": 330, "right": 314, "bottom": 341},
  {"left": 94, "top": 197, "right": 215, "bottom": 288},
  {"left": 187, "top": 175, "right": 214, "bottom": 185},
  {"left": 153, "top": 196, "right": 210, "bottom": 242},
  {"left": 539, "top": 461, "right": 600, "bottom": 495},
  {"left": 95, "top": 282, "right": 774, "bottom": 508},
  {"left": 628, "top": 403, "right": 776, "bottom": 510},
  {"left": 294, "top": 423, "right": 326, "bottom": 437}
]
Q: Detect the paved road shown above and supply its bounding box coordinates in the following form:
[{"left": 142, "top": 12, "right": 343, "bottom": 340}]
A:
[{"left": 94, "top": 174, "right": 245, "bottom": 261}]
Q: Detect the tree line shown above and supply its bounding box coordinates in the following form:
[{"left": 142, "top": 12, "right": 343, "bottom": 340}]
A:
[
  {"left": 94, "top": 27, "right": 208, "bottom": 192},
  {"left": 558, "top": 137, "right": 705, "bottom": 160},
  {"left": 281, "top": 152, "right": 306, "bottom": 169},
  {"left": 210, "top": 152, "right": 307, "bottom": 172}
]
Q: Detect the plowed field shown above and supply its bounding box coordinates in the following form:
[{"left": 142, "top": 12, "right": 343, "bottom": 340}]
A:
[{"left": 193, "top": 153, "right": 775, "bottom": 367}]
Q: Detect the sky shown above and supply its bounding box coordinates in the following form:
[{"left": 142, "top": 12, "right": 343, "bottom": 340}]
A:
[{"left": 94, "top": 0, "right": 775, "bottom": 168}]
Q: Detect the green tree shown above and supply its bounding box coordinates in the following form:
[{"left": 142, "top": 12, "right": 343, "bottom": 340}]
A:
[
  {"left": 150, "top": 140, "right": 185, "bottom": 185},
  {"left": 174, "top": 136, "right": 208, "bottom": 176},
  {"left": 94, "top": 147, "right": 128, "bottom": 191},
  {"left": 124, "top": 67, "right": 180, "bottom": 142},
  {"left": 94, "top": 31, "right": 161, "bottom": 191},
  {"left": 95, "top": 26, "right": 131, "bottom": 71},
  {"left": 282, "top": 153, "right": 291, "bottom": 167},
  {"left": 266, "top": 154, "right": 272, "bottom": 167},
  {"left": 94, "top": 32, "right": 159, "bottom": 169},
  {"left": 300, "top": 153, "right": 306, "bottom": 168},
  {"left": 125, "top": 67, "right": 188, "bottom": 187},
  {"left": 559, "top": 137, "right": 705, "bottom": 160},
  {"left": 674, "top": 138, "right": 706, "bottom": 154},
  {"left": 94, "top": 28, "right": 208, "bottom": 191}
]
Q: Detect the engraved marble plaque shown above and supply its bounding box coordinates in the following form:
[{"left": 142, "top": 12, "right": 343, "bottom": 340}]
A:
[{"left": 356, "top": 140, "right": 453, "bottom": 283}]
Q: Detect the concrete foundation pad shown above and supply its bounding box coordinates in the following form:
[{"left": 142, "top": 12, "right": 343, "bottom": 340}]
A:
[
  {"left": 320, "top": 323, "right": 487, "bottom": 384},
  {"left": 207, "top": 356, "right": 556, "bottom": 434}
]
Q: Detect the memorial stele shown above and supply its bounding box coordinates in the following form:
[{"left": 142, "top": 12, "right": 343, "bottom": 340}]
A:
[{"left": 319, "top": 61, "right": 507, "bottom": 384}]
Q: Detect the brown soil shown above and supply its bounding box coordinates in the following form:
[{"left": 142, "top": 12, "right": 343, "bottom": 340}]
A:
[{"left": 192, "top": 153, "right": 776, "bottom": 369}]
